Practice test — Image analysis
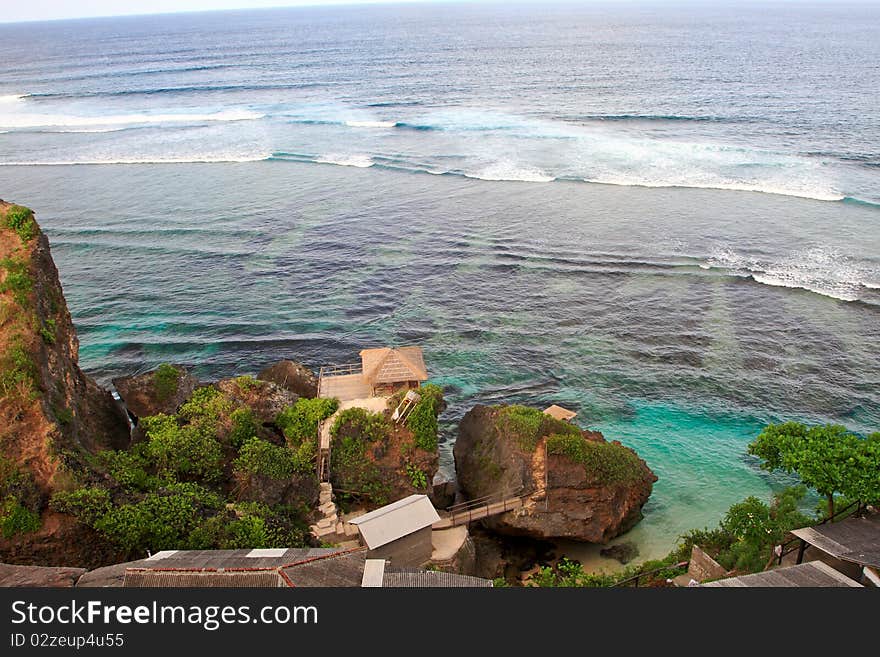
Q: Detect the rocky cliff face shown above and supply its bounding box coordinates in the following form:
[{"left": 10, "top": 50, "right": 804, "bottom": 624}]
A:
[
  {"left": 1, "top": 201, "right": 130, "bottom": 565},
  {"left": 454, "top": 404, "right": 656, "bottom": 543}
]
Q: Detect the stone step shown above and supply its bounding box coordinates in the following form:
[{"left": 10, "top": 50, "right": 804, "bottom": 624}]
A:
[
  {"left": 319, "top": 482, "right": 333, "bottom": 491},
  {"left": 319, "top": 493, "right": 333, "bottom": 503},
  {"left": 344, "top": 523, "right": 359, "bottom": 537},
  {"left": 316, "top": 518, "right": 336, "bottom": 529},
  {"left": 319, "top": 502, "right": 337, "bottom": 514},
  {"left": 313, "top": 525, "right": 337, "bottom": 538}
]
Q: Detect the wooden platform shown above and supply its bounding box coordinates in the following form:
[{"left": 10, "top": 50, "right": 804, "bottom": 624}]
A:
[{"left": 318, "top": 373, "right": 372, "bottom": 401}]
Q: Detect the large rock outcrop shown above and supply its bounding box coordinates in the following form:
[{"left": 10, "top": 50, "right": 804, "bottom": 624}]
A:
[
  {"left": 0, "top": 201, "right": 131, "bottom": 565},
  {"left": 454, "top": 404, "right": 656, "bottom": 543},
  {"left": 258, "top": 360, "right": 318, "bottom": 399},
  {"left": 112, "top": 364, "right": 200, "bottom": 421}
]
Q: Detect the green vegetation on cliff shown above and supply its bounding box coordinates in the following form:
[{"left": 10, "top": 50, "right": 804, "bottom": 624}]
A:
[
  {"left": 4, "top": 205, "right": 37, "bottom": 243},
  {"left": 48, "top": 385, "right": 317, "bottom": 556},
  {"left": 330, "top": 407, "right": 393, "bottom": 505},
  {"left": 406, "top": 383, "right": 444, "bottom": 451},
  {"left": 276, "top": 397, "right": 338, "bottom": 446},
  {"left": 546, "top": 433, "right": 645, "bottom": 485},
  {"left": 495, "top": 404, "right": 580, "bottom": 452},
  {"left": 0, "top": 456, "right": 42, "bottom": 539}
]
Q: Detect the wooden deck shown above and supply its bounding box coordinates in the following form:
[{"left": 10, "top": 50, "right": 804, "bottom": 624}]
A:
[{"left": 318, "top": 373, "right": 371, "bottom": 401}]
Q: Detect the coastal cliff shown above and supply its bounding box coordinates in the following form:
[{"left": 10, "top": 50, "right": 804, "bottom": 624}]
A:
[
  {"left": 454, "top": 404, "right": 656, "bottom": 543},
  {"left": 0, "top": 201, "right": 131, "bottom": 565}
]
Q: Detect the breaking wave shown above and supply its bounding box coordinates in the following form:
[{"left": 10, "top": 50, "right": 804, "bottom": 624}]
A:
[
  {"left": 0, "top": 108, "right": 264, "bottom": 130},
  {"left": 701, "top": 245, "right": 879, "bottom": 302}
]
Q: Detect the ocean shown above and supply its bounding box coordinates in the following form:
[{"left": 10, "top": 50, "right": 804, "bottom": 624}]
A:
[{"left": 1, "top": 2, "right": 878, "bottom": 563}]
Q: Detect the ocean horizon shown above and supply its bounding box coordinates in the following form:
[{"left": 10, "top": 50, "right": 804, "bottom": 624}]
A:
[{"left": 1, "top": 2, "right": 878, "bottom": 564}]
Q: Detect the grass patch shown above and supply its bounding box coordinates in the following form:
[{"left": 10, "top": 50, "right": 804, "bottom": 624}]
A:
[
  {"left": 4, "top": 205, "right": 37, "bottom": 243},
  {"left": 0, "top": 257, "right": 33, "bottom": 308},
  {"left": 0, "top": 339, "right": 38, "bottom": 397},
  {"left": 546, "top": 433, "right": 645, "bottom": 485},
  {"left": 153, "top": 363, "right": 180, "bottom": 401}
]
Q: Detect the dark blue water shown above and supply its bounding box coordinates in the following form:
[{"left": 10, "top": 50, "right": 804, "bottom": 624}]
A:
[{"left": 1, "top": 3, "right": 878, "bottom": 559}]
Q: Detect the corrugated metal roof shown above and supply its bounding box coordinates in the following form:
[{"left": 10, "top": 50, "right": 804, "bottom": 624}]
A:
[
  {"left": 281, "top": 550, "right": 367, "bottom": 587},
  {"left": 349, "top": 495, "right": 441, "bottom": 549},
  {"left": 360, "top": 347, "right": 428, "bottom": 385},
  {"left": 128, "top": 548, "right": 341, "bottom": 570},
  {"left": 701, "top": 561, "right": 862, "bottom": 587},
  {"left": 383, "top": 570, "right": 494, "bottom": 588},
  {"left": 124, "top": 571, "right": 284, "bottom": 588}
]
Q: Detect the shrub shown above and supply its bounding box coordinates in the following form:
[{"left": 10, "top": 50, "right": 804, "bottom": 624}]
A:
[
  {"left": 153, "top": 363, "right": 179, "bottom": 401},
  {"left": 405, "top": 463, "right": 428, "bottom": 489},
  {"left": 276, "top": 397, "right": 339, "bottom": 446},
  {"left": 330, "top": 407, "right": 390, "bottom": 444},
  {"left": 546, "top": 433, "right": 644, "bottom": 485},
  {"left": 96, "top": 448, "right": 156, "bottom": 490},
  {"left": 0, "top": 497, "right": 41, "bottom": 538},
  {"left": 0, "top": 257, "right": 33, "bottom": 308},
  {"left": 234, "top": 437, "right": 312, "bottom": 480},
  {"left": 93, "top": 483, "right": 223, "bottom": 553},
  {"left": 141, "top": 414, "right": 224, "bottom": 482},
  {"left": 4, "top": 205, "right": 37, "bottom": 243},
  {"left": 178, "top": 386, "right": 232, "bottom": 428},
  {"left": 234, "top": 375, "right": 260, "bottom": 392},
  {"left": 406, "top": 383, "right": 443, "bottom": 452},
  {"left": 40, "top": 318, "right": 56, "bottom": 345},
  {"left": 229, "top": 407, "right": 259, "bottom": 448},
  {"left": 49, "top": 487, "right": 112, "bottom": 524}
]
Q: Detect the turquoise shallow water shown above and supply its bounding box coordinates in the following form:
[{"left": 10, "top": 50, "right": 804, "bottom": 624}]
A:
[{"left": 1, "top": 4, "right": 878, "bottom": 559}]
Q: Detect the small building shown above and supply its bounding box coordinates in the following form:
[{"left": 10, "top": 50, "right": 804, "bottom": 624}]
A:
[
  {"left": 349, "top": 495, "right": 441, "bottom": 568},
  {"left": 360, "top": 346, "right": 428, "bottom": 397},
  {"left": 318, "top": 346, "right": 428, "bottom": 401},
  {"left": 543, "top": 404, "right": 577, "bottom": 423}
]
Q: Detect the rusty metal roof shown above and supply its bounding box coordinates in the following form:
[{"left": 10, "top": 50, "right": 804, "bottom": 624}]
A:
[
  {"left": 123, "top": 571, "right": 284, "bottom": 588},
  {"left": 383, "top": 570, "right": 494, "bottom": 588}
]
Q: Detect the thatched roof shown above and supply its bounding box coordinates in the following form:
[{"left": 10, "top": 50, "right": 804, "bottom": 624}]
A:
[
  {"left": 543, "top": 404, "right": 577, "bottom": 422},
  {"left": 360, "top": 347, "right": 428, "bottom": 385}
]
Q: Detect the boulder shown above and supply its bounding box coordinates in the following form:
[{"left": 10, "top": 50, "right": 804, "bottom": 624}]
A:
[
  {"left": 258, "top": 360, "right": 318, "bottom": 399},
  {"left": 215, "top": 376, "right": 299, "bottom": 426},
  {"left": 113, "top": 365, "right": 199, "bottom": 421},
  {"left": 600, "top": 541, "right": 640, "bottom": 565},
  {"left": 453, "top": 404, "right": 656, "bottom": 544}
]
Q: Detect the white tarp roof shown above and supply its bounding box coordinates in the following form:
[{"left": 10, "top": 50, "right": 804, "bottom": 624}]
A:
[{"left": 350, "top": 495, "right": 440, "bottom": 549}]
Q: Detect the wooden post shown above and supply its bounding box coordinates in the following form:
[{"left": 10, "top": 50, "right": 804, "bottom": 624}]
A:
[{"left": 796, "top": 539, "right": 807, "bottom": 565}]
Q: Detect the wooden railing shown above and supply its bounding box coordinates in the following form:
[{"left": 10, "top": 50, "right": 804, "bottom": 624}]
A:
[
  {"left": 436, "top": 488, "right": 528, "bottom": 528},
  {"left": 612, "top": 561, "right": 690, "bottom": 588}
]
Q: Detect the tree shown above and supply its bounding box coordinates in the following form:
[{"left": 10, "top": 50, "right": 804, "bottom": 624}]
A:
[{"left": 748, "top": 422, "right": 880, "bottom": 518}]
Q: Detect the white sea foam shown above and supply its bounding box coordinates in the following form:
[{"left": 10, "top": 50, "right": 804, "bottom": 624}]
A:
[
  {"left": 702, "top": 244, "right": 877, "bottom": 302},
  {"left": 464, "top": 161, "right": 555, "bottom": 183},
  {"left": 315, "top": 154, "right": 374, "bottom": 168},
  {"left": 0, "top": 152, "right": 272, "bottom": 165},
  {"left": 0, "top": 94, "right": 26, "bottom": 104},
  {"left": 0, "top": 109, "right": 264, "bottom": 130},
  {"left": 344, "top": 120, "right": 397, "bottom": 128}
]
